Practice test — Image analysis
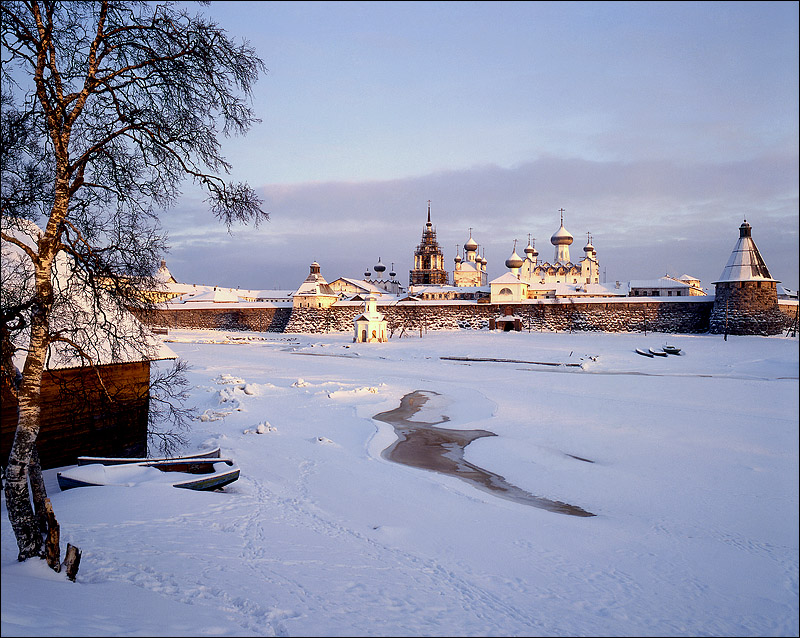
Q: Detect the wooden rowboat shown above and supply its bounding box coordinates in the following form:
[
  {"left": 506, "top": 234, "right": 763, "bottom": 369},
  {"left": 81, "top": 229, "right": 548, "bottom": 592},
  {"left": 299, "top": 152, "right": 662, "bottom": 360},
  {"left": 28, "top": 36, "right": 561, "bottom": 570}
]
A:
[
  {"left": 57, "top": 458, "right": 239, "bottom": 492},
  {"left": 649, "top": 347, "right": 668, "bottom": 357},
  {"left": 77, "top": 446, "right": 221, "bottom": 466},
  {"left": 635, "top": 348, "right": 654, "bottom": 357},
  {"left": 662, "top": 345, "right": 682, "bottom": 355}
]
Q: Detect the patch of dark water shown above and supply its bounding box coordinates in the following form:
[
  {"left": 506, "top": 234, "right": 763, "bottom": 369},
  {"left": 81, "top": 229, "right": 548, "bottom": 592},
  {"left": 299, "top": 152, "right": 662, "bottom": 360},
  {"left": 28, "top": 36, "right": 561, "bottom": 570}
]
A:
[{"left": 373, "top": 390, "right": 595, "bottom": 517}]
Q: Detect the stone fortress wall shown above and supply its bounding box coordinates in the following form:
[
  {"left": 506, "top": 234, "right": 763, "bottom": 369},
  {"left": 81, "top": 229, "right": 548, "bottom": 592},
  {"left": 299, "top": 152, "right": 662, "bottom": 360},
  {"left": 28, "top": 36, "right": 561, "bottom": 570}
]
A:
[
  {"left": 136, "top": 306, "right": 293, "bottom": 333},
  {"left": 283, "top": 299, "right": 717, "bottom": 335},
  {"left": 138, "top": 297, "right": 796, "bottom": 335}
]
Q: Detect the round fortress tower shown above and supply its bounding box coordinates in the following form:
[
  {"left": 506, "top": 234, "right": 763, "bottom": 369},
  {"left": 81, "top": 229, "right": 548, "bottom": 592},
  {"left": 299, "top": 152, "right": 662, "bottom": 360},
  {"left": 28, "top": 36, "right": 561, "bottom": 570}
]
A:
[{"left": 708, "top": 220, "right": 785, "bottom": 335}]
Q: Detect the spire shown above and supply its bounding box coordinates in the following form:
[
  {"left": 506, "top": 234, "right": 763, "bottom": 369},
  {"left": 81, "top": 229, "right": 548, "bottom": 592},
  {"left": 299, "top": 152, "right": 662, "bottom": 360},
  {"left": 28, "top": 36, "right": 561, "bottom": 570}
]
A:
[{"left": 411, "top": 199, "right": 448, "bottom": 285}]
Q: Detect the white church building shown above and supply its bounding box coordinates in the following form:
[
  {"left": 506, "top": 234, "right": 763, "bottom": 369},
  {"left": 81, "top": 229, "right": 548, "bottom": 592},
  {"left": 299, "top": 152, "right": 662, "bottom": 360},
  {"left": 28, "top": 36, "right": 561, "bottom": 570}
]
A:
[
  {"left": 490, "top": 210, "right": 607, "bottom": 303},
  {"left": 515, "top": 209, "right": 600, "bottom": 286},
  {"left": 452, "top": 229, "right": 489, "bottom": 287}
]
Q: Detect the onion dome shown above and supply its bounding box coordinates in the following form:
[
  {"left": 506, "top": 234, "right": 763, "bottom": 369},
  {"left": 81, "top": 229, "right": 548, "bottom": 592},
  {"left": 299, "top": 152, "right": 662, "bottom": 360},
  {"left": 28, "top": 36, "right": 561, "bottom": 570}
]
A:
[
  {"left": 389, "top": 263, "right": 396, "bottom": 278},
  {"left": 584, "top": 234, "right": 594, "bottom": 253},
  {"left": 364, "top": 269, "right": 371, "bottom": 278},
  {"left": 524, "top": 235, "right": 538, "bottom": 257},
  {"left": 464, "top": 232, "right": 478, "bottom": 253},
  {"left": 454, "top": 253, "right": 462, "bottom": 263},
  {"left": 551, "top": 223, "right": 573, "bottom": 246},
  {"left": 505, "top": 241, "right": 524, "bottom": 269},
  {"left": 374, "top": 258, "right": 386, "bottom": 274}
]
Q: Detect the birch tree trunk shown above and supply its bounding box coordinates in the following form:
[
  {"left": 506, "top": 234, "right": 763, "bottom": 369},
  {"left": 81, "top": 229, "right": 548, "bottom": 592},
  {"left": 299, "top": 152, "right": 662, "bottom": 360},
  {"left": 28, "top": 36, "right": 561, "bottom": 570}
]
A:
[
  {"left": 3, "top": 215, "right": 60, "bottom": 560},
  {"left": 29, "top": 447, "right": 49, "bottom": 536},
  {"left": 3, "top": 310, "right": 50, "bottom": 560}
]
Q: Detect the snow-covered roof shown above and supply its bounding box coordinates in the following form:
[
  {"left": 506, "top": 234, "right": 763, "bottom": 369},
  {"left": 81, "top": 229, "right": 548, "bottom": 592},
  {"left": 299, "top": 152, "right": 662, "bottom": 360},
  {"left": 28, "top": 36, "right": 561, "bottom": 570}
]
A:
[
  {"left": 155, "top": 261, "right": 177, "bottom": 284},
  {"left": 518, "top": 281, "right": 626, "bottom": 297},
  {"left": 294, "top": 281, "right": 337, "bottom": 297},
  {"left": 180, "top": 288, "right": 243, "bottom": 303},
  {"left": 332, "top": 278, "right": 390, "bottom": 296},
  {"left": 628, "top": 278, "right": 691, "bottom": 289},
  {"left": 2, "top": 220, "right": 176, "bottom": 371},
  {"left": 410, "top": 285, "right": 490, "bottom": 294},
  {"left": 490, "top": 272, "right": 526, "bottom": 285},
  {"left": 777, "top": 284, "right": 797, "bottom": 299},
  {"left": 294, "top": 264, "right": 337, "bottom": 297},
  {"left": 713, "top": 221, "right": 778, "bottom": 284},
  {"left": 555, "top": 282, "right": 626, "bottom": 297},
  {"left": 253, "top": 290, "right": 295, "bottom": 300}
]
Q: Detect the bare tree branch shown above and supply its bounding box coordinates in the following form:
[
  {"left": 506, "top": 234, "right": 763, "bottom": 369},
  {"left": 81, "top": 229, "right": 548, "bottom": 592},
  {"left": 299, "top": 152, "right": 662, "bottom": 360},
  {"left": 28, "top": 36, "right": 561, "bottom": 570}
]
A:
[{"left": 1, "top": 0, "right": 269, "bottom": 566}]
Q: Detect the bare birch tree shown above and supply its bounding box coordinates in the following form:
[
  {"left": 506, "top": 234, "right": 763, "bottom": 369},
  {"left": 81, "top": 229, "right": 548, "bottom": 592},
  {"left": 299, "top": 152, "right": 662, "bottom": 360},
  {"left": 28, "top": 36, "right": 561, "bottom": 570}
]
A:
[{"left": 1, "top": 0, "right": 267, "bottom": 566}]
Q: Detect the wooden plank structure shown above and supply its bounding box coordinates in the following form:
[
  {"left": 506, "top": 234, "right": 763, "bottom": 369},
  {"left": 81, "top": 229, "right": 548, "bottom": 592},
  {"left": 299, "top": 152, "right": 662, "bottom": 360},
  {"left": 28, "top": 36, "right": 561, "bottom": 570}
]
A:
[
  {"left": 2, "top": 220, "right": 177, "bottom": 471},
  {"left": 2, "top": 361, "right": 151, "bottom": 470}
]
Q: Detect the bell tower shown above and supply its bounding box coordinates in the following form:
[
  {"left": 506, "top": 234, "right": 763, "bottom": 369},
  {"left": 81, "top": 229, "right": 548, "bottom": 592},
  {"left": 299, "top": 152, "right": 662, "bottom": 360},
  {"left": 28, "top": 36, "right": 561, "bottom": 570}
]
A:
[{"left": 409, "top": 201, "right": 449, "bottom": 286}]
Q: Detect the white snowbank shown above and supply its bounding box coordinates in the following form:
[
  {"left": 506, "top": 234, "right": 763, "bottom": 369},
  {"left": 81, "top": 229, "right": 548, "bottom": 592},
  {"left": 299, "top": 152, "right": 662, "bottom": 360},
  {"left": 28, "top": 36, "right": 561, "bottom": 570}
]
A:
[{"left": 2, "top": 328, "right": 798, "bottom": 637}]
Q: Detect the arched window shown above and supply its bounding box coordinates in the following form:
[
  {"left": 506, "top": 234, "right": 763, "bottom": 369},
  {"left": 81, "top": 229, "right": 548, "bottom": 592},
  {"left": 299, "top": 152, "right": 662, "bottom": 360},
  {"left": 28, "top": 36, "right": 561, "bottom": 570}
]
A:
[{"left": 499, "top": 287, "right": 513, "bottom": 296}]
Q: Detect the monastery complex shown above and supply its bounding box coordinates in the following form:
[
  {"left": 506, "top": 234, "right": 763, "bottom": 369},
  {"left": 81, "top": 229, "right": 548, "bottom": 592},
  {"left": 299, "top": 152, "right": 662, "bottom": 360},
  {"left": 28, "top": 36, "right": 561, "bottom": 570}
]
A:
[{"left": 139, "top": 204, "right": 797, "bottom": 337}]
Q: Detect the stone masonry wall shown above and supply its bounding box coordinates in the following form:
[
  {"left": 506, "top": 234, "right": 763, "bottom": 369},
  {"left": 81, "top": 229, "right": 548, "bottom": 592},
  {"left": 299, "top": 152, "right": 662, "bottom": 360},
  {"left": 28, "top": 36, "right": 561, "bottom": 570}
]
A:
[
  {"left": 708, "top": 283, "right": 789, "bottom": 335},
  {"left": 135, "top": 297, "right": 796, "bottom": 338},
  {"left": 136, "top": 306, "right": 293, "bottom": 333},
  {"left": 283, "top": 300, "right": 715, "bottom": 335}
]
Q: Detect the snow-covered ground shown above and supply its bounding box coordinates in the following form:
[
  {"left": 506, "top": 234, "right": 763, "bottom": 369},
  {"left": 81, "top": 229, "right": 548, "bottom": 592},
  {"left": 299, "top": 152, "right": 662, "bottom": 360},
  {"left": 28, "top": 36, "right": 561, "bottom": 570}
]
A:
[{"left": 2, "top": 328, "right": 798, "bottom": 637}]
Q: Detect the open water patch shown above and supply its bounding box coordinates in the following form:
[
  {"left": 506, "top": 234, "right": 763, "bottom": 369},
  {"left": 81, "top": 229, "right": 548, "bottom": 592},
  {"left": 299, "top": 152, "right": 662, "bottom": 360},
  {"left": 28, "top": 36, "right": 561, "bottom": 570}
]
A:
[{"left": 373, "top": 390, "right": 595, "bottom": 517}]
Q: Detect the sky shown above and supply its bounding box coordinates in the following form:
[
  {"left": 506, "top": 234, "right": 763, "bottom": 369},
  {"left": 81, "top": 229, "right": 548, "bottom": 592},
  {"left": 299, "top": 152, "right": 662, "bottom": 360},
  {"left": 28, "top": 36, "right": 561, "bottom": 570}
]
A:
[
  {"left": 2, "top": 329, "right": 797, "bottom": 636},
  {"left": 158, "top": 1, "right": 799, "bottom": 292}
]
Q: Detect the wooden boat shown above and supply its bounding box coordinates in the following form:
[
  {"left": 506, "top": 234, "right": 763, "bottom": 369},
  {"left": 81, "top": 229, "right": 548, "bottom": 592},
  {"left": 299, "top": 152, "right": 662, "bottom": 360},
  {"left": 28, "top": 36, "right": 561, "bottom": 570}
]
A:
[
  {"left": 649, "top": 347, "right": 668, "bottom": 357},
  {"left": 58, "top": 458, "right": 239, "bottom": 492},
  {"left": 662, "top": 345, "right": 682, "bottom": 355},
  {"left": 635, "top": 348, "right": 654, "bottom": 357},
  {"left": 77, "top": 446, "right": 221, "bottom": 466}
]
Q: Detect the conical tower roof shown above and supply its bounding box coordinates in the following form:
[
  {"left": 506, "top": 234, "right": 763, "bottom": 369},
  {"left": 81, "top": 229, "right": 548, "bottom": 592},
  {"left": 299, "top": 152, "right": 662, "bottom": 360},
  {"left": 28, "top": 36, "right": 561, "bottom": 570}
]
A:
[{"left": 712, "top": 220, "right": 779, "bottom": 284}]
